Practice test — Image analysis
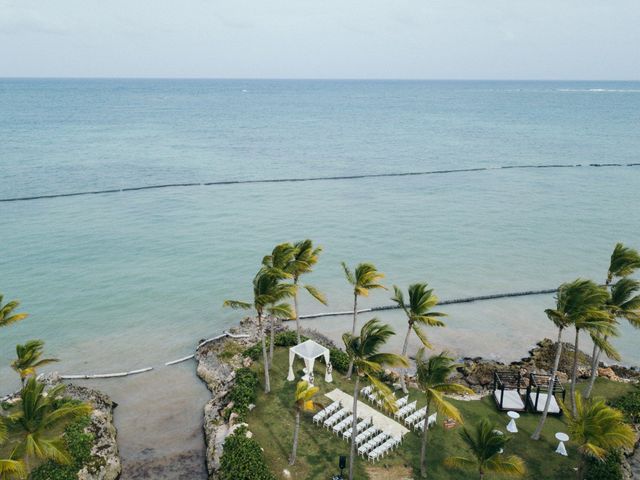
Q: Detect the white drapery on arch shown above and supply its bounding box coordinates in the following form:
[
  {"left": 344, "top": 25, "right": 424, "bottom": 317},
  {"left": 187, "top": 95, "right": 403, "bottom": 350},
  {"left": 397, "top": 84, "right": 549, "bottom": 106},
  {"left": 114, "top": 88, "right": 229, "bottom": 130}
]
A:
[{"left": 287, "top": 339, "right": 333, "bottom": 383}]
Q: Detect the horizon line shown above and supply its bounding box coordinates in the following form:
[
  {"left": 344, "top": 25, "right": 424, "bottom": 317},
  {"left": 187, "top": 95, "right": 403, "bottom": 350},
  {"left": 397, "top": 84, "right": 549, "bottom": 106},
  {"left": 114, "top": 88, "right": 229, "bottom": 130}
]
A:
[{"left": 1, "top": 76, "right": 639, "bottom": 82}]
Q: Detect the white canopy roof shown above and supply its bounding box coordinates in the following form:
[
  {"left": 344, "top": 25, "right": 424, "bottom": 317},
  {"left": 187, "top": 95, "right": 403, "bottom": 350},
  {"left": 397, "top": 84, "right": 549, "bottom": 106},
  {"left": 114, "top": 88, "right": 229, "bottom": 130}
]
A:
[{"left": 290, "top": 339, "right": 329, "bottom": 360}]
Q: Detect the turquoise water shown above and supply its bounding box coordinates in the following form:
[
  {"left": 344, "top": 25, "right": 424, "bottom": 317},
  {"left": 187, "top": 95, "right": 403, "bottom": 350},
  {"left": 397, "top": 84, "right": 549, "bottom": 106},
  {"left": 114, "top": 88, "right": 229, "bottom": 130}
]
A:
[{"left": 1, "top": 80, "right": 640, "bottom": 477}]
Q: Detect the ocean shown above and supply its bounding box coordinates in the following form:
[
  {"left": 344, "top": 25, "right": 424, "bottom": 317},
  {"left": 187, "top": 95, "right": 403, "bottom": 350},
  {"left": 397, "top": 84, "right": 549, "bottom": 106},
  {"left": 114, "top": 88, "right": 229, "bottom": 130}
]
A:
[{"left": 1, "top": 79, "right": 639, "bottom": 478}]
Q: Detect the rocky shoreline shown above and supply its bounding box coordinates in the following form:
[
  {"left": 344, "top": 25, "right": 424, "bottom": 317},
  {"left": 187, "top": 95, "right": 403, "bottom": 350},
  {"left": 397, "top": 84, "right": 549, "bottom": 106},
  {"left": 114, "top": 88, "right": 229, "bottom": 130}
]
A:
[{"left": 195, "top": 317, "right": 262, "bottom": 478}]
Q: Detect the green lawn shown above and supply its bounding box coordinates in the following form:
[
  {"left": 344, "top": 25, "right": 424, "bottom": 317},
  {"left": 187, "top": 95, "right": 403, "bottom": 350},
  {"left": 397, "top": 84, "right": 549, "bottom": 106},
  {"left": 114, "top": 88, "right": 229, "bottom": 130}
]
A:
[{"left": 246, "top": 347, "right": 635, "bottom": 480}]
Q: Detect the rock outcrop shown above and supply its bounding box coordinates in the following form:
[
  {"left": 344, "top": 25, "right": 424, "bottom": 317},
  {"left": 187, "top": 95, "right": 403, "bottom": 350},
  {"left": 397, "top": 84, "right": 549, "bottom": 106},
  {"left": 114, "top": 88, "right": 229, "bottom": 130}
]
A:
[
  {"left": 41, "top": 373, "right": 121, "bottom": 480},
  {"left": 195, "top": 317, "right": 261, "bottom": 479}
]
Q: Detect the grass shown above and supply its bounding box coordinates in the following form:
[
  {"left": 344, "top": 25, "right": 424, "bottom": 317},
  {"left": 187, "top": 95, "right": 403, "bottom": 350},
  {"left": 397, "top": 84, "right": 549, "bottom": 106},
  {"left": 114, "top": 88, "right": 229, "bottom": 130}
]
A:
[{"left": 246, "top": 347, "right": 636, "bottom": 480}]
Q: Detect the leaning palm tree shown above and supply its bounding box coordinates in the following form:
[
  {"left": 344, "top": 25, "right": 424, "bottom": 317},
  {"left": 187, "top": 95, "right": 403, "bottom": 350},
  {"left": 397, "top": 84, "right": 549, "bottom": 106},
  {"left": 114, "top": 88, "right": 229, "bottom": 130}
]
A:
[
  {"left": 606, "top": 242, "right": 640, "bottom": 285},
  {"left": 11, "top": 340, "right": 59, "bottom": 386},
  {"left": 415, "top": 349, "right": 473, "bottom": 479},
  {"left": 568, "top": 298, "right": 614, "bottom": 416},
  {"left": 8, "top": 378, "right": 92, "bottom": 470},
  {"left": 445, "top": 418, "right": 526, "bottom": 480},
  {"left": 585, "top": 277, "right": 640, "bottom": 398},
  {"left": 262, "top": 243, "right": 296, "bottom": 362},
  {"left": 343, "top": 318, "right": 408, "bottom": 480},
  {"left": 531, "top": 279, "right": 611, "bottom": 440},
  {"left": 289, "top": 380, "right": 323, "bottom": 465},
  {"left": 392, "top": 283, "right": 447, "bottom": 393},
  {"left": 263, "top": 240, "right": 328, "bottom": 346},
  {"left": 224, "top": 267, "right": 294, "bottom": 393},
  {"left": 562, "top": 392, "right": 635, "bottom": 480},
  {"left": 0, "top": 294, "right": 28, "bottom": 329},
  {"left": 0, "top": 418, "right": 26, "bottom": 480},
  {"left": 288, "top": 240, "right": 327, "bottom": 343},
  {"left": 341, "top": 262, "right": 386, "bottom": 378}
]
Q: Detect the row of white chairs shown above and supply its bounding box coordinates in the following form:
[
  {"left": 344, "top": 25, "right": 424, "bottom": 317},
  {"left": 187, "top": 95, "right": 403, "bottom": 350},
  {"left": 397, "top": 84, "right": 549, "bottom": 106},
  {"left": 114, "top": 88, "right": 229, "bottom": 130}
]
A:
[
  {"left": 342, "top": 417, "right": 372, "bottom": 441},
  {"left": 354, "top": 425, "right": 379, "bottom": 445},
  {"left": 367, "top": 437, "right": 402, "bottom": 462},
  {"left": 358, "top": 432, "right": 390, "bottom": 457},
  {"left": 404, "top": 406, "right": 427, "bottom": 426},
  {"left": 313, "top": 400, "right": 341, "bottom": 425},
  {"left": 394, "top": 400, "right": 416, "bottom": 419},
  {"left": 415, "top": 412, "right": 437, "bottom": 432},
  {"left": 323, "top": 408, "right": 349, "bottom": 429}
]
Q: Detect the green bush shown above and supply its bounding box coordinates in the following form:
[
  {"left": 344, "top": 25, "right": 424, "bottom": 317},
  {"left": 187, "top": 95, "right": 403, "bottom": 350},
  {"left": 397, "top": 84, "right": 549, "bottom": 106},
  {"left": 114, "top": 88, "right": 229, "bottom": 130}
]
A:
[
  {"left": 229, "top": 368, "right": 258, "bottom": 420},
  {"left": 243, "top": 342, "right": 263, "bottom": 360},
  {"left": 329, "top": 347, "right": 350, "bottom": 373},
  {"left": 585, "top": 450, "right": 623, "bottom": 480},
  {"left": 219, "top": 426, "right": 276, "bottom": 480},
  {"left": 610, "top": 385, "right": 640, "bottom": 424},
  {"left": 274, "top": 330, "right": 307, "bottom": 346},
  {"left": 30, "top": 415, "right": 93, "bottom": 480}
]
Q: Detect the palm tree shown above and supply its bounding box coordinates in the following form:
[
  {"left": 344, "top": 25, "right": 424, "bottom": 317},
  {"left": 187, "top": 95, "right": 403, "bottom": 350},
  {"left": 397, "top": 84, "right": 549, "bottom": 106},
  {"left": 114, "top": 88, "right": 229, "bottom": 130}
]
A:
[
  {"left": 0, "top": 294, "right": 28, "bottom": 329},
  {"left": 263, "top": 240, "right": 327, "bottom": 346},
  {"left": 606, "top": 242, "right": 640, "bottom": 285},
  {"left": 224, "top": 267, "right": 294, "bottom": 393},
  {"left": 342, "top": 318, "right": 408, "bottom": 480},
  {"left": 562, "top": 392, "right": 635, "bottom": 480},
  {"left": 262, "top": 243, "right": 296, "bottom": 363},
  {"left": 415, "top": 349, "right": 473, "bottom": 479},
  {"left": 585, "top": 277, "right": 640, "bottom": 398},
  {"left": 288, "top": 240, "right": 327, "bottom": 344},
  {"left": 0, "top": 418, "right": 26, "bottom": 480},
  {"left": 341, "top": 262, "right": 386, "bottom": 378},
  {"left": 568, "top": 294, "right": 614, "bottom": 416},
  {"left": 8, "top": 378, "right": 91, "bottom": 470},
  {"left": 531, "top": 279, "right": 611, "bottom": 440},
  {"left": 445, "top": 419, "right": 526, "bottom": 480},
  {"left": 289, "top": 380, "right": 323, "bottom": 465},
  {"left": 392, "top": 283, "right": 447, "bottom": 393},
  {"left": 11, "top": 340, "right": 59, "bottom": 386}
]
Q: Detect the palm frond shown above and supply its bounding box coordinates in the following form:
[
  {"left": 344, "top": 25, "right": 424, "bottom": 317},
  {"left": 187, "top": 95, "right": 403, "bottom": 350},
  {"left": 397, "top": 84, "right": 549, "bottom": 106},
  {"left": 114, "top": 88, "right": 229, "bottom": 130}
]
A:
[
  {"left": 222, "top": 299, "right": 252, "bottom": 310},
  {"left": 303, "top": 284, "right": 327, "bottom": 305}
]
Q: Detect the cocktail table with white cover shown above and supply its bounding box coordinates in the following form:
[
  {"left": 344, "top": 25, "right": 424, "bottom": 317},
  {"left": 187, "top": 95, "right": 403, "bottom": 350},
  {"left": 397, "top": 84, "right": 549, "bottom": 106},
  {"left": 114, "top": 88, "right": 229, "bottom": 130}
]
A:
[
  {"left": 506, "top": 411, "right": 520, "bottom": 433},
  {"left": 555, "top": 432, "right": 569, "bottom": 456}
]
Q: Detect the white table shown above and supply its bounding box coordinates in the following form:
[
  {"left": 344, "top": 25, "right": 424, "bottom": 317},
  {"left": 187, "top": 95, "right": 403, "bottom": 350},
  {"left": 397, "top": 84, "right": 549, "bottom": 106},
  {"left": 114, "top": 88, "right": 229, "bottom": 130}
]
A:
[
  {"left": 555, "top": 432, "right": 569, "bottom": 456},
  {"left": 506, "top": 411, "right": 520, "bottom": 433}
]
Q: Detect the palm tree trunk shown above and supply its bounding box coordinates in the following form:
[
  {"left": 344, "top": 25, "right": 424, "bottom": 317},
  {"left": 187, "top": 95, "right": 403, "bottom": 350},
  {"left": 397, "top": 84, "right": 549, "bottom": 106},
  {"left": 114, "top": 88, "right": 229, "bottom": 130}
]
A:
[
  {"left": 269, "top": 315, "right": 275, "bottom": 366},
  {"left": 289, "top": 410, "right": 300, "bottom": 465},
  {"left": 531, "top": 327, "right": 564, "bottom": 440},
  {"left": 294, "top": 279, "right": 301, "bottom": 344},
  {"left": 348, "top": 375, "right": 360, "bottom": 480},
  {"left": 259, "top": 313, "right": 271, "bottom": 394},
  {"left": 346, "top": 294, "right": 358, "bottom": 379},
  {"left": 419, "top": 400, "right": 431, "bottom": 478},
  {"left": 570, "top": 328, "right": 580, "bottom": 416},
  {"left": 577, "top": 455, "right": 585, "bottom": 480},
  {"left": 400, "top": 323, "right": 412, "bottom": 393},
  {"left": 584, "top": 338, "right": 605, "bottom": 399}
]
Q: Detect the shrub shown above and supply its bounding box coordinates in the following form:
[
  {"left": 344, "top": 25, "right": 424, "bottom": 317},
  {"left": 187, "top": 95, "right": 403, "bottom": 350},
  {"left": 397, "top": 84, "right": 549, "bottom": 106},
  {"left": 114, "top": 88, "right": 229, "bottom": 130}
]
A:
[
  {"left": 329, "top": 347, "right": 350, "bottom": 373},
  {"left": 609, "top": 385, "right": 640, "bottom": 424},
  {"left": 243, "top": 343, "right": 263, "bottom": 361},
  {"left": 274, "top": 330, "right": 307, "bottom": 346},
  {"left": 219, "top": 426, "right": 276, "bottom": 480},
  {"left": 229, "top": 368, "right": 258, "bottom": 420},
  {"left": 30, "top": 415, "right": 93, "bottom": 480},
  {"left": 585, "top": 450, "right": 623, "bottom": 480}
]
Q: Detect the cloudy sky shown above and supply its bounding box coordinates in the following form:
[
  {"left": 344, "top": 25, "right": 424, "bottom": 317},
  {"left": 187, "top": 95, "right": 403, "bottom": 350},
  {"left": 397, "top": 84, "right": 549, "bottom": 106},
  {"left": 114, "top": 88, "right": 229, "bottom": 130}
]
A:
[{"left": 1, "top": 0, "right": 639, "bottom": 79}]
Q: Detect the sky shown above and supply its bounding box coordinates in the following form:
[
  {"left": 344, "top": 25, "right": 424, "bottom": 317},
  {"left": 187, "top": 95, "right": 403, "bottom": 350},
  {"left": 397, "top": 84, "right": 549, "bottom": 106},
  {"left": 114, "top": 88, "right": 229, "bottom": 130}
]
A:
[{"left": 1, "top": 0, "right": 639, "bottom": 80}]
